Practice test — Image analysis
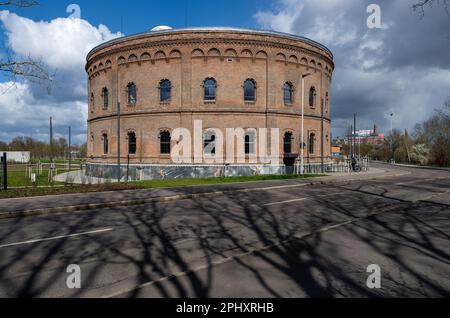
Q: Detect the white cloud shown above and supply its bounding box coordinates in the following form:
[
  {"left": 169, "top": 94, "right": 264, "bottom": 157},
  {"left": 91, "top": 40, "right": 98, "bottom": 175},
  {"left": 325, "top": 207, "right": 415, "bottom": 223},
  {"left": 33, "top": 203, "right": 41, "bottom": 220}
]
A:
[
  {"left": 0, "top": 11, "right": 121, "bottom": 72},
  {"left": 0, "top": 82, "right": 87, "bottom": 142},
  {"left": 0, "top": 11, "right": 122, "bottom": 143}
]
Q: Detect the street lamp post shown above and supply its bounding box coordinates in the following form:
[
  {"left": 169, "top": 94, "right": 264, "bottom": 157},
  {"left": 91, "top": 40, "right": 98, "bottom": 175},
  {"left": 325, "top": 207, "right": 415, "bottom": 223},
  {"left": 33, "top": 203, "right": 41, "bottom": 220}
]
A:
[
  {"left": 68, "top": 126, "right": 71, "bottom": 172},
  {"left": 301, "top": 73, "right": 311, "bottom": 175},
  {"left": 389, "top": 113, "right": 394, "bottom": 161}
]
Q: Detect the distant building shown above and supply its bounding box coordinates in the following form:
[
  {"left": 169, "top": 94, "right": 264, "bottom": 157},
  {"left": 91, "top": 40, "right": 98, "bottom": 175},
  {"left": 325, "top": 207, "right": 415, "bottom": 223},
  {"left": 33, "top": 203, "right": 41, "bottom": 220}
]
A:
[
  {"left": 331, "top": 146, "right": 342, "bottom": 158},
  {"left": 0, "top": 151, "right": 30, "bottom": 163},
  {"left": 345, "top": 125, "right": 385, "bottom": 146}
]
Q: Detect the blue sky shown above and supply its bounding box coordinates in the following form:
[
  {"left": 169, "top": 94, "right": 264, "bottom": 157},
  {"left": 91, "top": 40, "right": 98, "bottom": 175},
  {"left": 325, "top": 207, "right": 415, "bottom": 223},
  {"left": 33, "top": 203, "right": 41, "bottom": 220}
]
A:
[
  {"left": 0, "top": 0, "right": 449, "bottom": 144},
  {"left": 10, "top": 0, "right": 272, "bottom": 33}
]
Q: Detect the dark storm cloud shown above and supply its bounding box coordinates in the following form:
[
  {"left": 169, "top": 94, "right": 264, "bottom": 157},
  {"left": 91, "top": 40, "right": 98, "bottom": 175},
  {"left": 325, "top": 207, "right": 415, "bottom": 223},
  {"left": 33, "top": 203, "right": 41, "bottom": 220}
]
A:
[{"left": 256, "top": 0, "right": 450, "bottom": 136}]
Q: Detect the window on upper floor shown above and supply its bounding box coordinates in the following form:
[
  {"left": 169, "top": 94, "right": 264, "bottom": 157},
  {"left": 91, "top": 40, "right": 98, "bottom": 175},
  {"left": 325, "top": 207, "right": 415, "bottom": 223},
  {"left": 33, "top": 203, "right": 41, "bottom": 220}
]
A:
[
  {"left": 204, "top": 78, "right": 217, "bottom": 101},
  {"left": 309, "top": 86, "right": 317, "bottom": 108},
  {"left": 244, "top": 79, "right": 256, "bottom": 102},
  {"left": 159, "top": 79, "right": 171, "bottom": 103},
  {"left": 283, "top": 82, "right": 294, "bottom": 105},
  {"left": 90, "top": 93, "right": 94, "bottom": 111},
  {"left": 127, "top": 82, "right": 137, "bottom": 105},
  {"left": 102, "top": 87, "right": 109, "bottom": 110}
]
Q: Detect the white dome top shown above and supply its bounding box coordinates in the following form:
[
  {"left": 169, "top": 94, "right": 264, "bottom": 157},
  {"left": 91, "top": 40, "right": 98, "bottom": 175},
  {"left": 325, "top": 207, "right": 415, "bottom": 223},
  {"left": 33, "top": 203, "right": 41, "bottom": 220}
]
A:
[{"left": 151, "top": 25, "right": 173, "bottom": 32}]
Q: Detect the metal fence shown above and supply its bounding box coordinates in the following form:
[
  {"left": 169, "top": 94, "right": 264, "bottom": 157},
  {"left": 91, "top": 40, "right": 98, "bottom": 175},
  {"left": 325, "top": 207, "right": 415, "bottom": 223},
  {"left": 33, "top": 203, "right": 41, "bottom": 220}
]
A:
[
  {"left": 1, "top": 152, "right": 7, "bottom": 190},
  {"left": 294, "top": 158, "right": 370, "bottom": 175}
]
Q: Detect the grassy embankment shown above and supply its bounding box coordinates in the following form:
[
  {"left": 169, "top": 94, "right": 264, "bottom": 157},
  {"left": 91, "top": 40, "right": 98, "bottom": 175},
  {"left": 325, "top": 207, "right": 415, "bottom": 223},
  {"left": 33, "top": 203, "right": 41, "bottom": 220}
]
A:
[{"left": 0, "top": 174, "right": 324, "bottom": 199}]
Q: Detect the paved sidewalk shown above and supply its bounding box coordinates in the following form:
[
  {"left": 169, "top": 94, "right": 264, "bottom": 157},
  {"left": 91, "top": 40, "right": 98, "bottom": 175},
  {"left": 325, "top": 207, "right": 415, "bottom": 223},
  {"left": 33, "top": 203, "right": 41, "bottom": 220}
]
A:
[{"left": 0, "top": 166, "right": 408, "bottom": 217}]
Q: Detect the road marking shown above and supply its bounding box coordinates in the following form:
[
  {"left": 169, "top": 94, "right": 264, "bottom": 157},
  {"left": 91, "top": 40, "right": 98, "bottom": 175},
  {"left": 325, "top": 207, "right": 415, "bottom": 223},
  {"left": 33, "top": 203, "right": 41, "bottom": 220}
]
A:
[
  {"left": 262, "top": 193, "right": 340, "bottom": 207},
  {"left": 0, "top": 228, "right": 114, "bottom": 249},
  {"left": 263, "top": 198, "right": 307, "bottom": 206}
]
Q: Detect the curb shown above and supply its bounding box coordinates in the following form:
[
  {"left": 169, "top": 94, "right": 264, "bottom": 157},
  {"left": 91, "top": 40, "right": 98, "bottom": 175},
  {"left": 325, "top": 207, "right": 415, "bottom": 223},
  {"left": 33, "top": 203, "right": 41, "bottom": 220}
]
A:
[{"left": 0, "top": 171, "right": 410, "bottom": 220}]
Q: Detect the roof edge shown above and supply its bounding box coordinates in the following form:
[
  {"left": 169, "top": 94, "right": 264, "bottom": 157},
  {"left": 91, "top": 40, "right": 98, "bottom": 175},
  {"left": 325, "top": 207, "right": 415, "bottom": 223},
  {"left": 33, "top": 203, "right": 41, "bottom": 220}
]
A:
[{"left": 86, "top": 27, "right": 334, "bottom": 61}]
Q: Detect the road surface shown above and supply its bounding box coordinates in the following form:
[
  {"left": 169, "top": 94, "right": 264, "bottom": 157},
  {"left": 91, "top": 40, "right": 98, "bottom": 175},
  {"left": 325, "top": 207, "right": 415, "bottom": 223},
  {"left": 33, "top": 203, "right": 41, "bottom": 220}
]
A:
[{"left": 0, "top": 163, "right": 449, "bottom": 297}]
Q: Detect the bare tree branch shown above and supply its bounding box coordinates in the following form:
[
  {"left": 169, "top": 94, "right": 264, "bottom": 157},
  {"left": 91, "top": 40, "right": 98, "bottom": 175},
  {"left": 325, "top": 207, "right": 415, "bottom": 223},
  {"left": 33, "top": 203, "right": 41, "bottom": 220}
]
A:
[
  {"left": 0, "top": 0, "right": 53, "bottom": 92},
  {"left": 0, "top": 0, "right": 38, "bottom": 8},
  {"left": 413, "top": 0, "right": 450, "bottom": 17},
  {"left": 0, "top": 56, "right": 52, "bottom": 83}
]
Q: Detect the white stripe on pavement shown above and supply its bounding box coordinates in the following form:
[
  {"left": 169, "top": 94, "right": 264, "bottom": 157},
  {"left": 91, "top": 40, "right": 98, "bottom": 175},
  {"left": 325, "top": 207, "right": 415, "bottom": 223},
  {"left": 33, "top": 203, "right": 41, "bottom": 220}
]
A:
[
  {"left": 263, "top": 198, "right": 307, "bottom": 206},
  {"left": 0, "top": 228, "right": 114, "bottom": 249},
  {"left": 262, "top": 193, "right": 341, "bottom": 207}
]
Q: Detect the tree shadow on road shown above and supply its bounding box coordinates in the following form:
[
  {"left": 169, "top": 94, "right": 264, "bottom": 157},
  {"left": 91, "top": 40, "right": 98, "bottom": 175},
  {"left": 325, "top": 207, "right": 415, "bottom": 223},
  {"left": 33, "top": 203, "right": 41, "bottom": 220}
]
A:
[{"left": 0, "top": 183, "right": 448, "bottom": 298}]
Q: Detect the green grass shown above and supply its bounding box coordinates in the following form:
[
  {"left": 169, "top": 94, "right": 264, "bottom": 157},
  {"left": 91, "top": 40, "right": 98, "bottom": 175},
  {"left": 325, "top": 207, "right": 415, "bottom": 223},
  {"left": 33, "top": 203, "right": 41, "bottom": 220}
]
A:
[
  {"left": 0, "top": 173, "right": 325, "bottom": 199},
  {"left": 4, "top": 165, "right": 75, "bottom": 187},
  {"left": 134, "top": 174, "right": 324, "bottom": 188},
  {"left": 32, "top": 159, "right": 82, "bottom": 165}
]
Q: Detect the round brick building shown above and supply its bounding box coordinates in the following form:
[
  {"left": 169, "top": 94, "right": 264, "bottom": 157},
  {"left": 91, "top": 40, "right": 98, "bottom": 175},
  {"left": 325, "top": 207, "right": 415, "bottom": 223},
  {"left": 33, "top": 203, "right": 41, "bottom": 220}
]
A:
[{"left": 85, "top": 27, "right": 334, "bottom": 180}]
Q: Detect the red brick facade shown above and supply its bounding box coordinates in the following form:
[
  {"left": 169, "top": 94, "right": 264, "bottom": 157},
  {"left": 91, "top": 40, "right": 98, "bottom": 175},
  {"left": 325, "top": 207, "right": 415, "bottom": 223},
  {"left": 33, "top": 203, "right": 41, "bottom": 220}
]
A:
[{"left": 86, "top": 28, "right": 334, "bottom": 164}]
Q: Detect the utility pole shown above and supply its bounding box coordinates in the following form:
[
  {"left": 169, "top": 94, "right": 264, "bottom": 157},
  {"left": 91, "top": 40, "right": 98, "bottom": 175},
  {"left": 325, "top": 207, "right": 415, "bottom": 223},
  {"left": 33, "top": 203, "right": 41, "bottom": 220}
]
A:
[
  {"left": 353, "top": 113, "right": 359, "bottom": 157},
  {"left": 300, "top": 73, "right": 311, "bottom": 175},
  {"left": 49, "top": 117, "right": 53, "bottom": 161},
  {"left": 321, "top": 98, "right": 324, "bottom": 173},
  {"left": 389, "top": 113, "right": 394, "bottom": 161},
  {"left": 350, "top": 125, "right": 353, "bottom": 159},
  {"left": 68, "top": 126, "right": 71, "bottom": 172},
  {"left": 354, "top": 113, "right": 357, "bottom": 159},
  {"left": 117, "top": 101, "right": 121, "bottom": 182}
]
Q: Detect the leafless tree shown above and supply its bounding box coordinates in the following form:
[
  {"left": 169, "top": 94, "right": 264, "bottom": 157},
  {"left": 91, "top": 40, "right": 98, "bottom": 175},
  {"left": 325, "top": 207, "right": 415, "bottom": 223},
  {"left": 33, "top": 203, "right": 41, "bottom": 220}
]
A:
[
  {"left": 412, "top": 0, "right": 450, "bottom": 17},
  {"left": 0, "top": 0, "right": 52, "bottom": 90}
]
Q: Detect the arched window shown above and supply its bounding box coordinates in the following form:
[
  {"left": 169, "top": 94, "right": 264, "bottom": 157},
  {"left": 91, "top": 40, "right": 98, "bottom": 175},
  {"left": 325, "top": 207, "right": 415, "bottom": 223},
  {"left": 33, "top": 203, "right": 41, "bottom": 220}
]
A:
[
  {"left": 284, "top": 132, "right": 293, "bottom": 154},
  {"left": 102, "top": 133, "right": 109, "bottom": 155},
  {"left": 204, "top": 131, "right": 216, "bottom": 155},
  {"left": 160, "top": 131, "right": 171, "bottom": 155},
  {"left": 127, "top": 82, "right": 137, "bottom": 105},
  {"left": 244, "top": 79, "right": 256, "bottom": 102},
  {"left": 283, "top": 82, "right": 294, "bottom": 105},
  {"left": 159, "top": 79, "right": 171, "bottom": 102},
  {"left": 90, "top": 93, "right": 95, "bottom": 110},
  {"left": 204, "top": 78, "right": 216, "bottom": 101},
  {"left": 309, "top": 133, "right": 316, "bottom": 154},
  {"left": 102, "top": 87, "right": 109, "bottom": 110},
  {"left": 309, "top": 86, "right": 317, "bottom": 108},
  {"left": 90, "top": 134, "right": 94, "bottom": 153},
  {"left": 128, "top": 132, "right": 136, "bottom": 155},
  {"left": 325, "top": 92, "right": 329, "bottom": 112},
  {"left": 245, "top": 131, "right": 256, "bottom": 155}
]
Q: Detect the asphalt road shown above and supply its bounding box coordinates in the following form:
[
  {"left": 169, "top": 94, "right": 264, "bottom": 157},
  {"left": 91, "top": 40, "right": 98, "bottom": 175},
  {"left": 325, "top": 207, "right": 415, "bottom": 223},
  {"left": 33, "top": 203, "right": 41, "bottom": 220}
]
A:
[{"left": 0, "top": 163, "right": 449, "bottom": 298}]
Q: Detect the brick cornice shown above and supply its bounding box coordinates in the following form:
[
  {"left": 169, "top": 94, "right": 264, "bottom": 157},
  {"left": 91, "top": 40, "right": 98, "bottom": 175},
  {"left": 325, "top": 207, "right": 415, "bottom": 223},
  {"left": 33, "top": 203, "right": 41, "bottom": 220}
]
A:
[{"left": 86, "top": 37, "right": 335, "bottom": 71}]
